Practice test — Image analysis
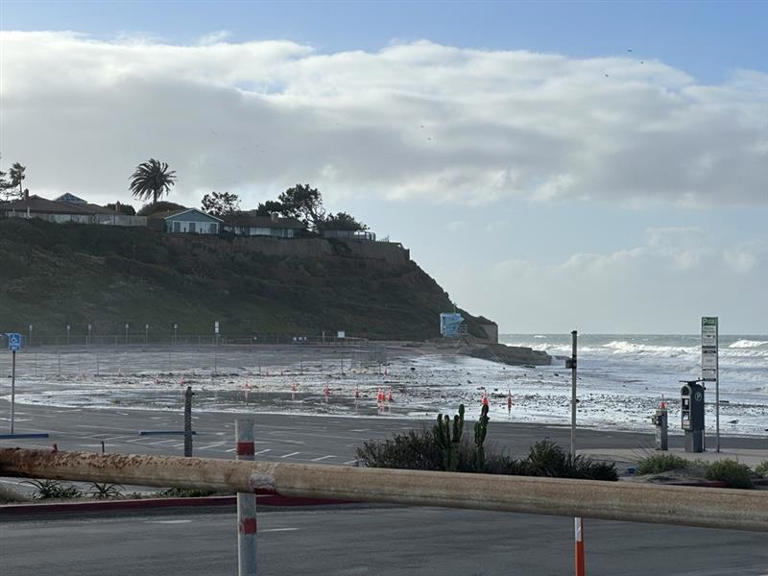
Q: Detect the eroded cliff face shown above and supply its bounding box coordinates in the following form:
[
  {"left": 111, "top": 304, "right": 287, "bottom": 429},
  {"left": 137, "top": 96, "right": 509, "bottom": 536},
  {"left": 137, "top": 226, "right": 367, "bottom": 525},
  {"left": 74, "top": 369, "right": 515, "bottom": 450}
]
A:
[{"left": 0, "top": 218, "right": 494, "bottom": 342}]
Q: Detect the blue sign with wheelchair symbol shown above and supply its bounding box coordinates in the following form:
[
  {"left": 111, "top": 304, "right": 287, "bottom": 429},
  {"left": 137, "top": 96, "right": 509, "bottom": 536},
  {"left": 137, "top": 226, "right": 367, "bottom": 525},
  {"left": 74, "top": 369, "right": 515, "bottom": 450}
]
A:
[{"left": 7, "top": 333, "right": 21, "bottom": 352}]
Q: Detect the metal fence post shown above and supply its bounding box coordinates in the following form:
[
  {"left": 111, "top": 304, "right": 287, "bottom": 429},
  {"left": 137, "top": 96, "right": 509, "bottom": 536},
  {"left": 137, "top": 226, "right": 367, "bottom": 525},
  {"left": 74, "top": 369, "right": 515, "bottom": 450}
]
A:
[
  {"left": 184, "top": 386, "right": 194, "bottom": 457},
  {"left": 236, "top": 419, "right": 258, "bottom": 576}
]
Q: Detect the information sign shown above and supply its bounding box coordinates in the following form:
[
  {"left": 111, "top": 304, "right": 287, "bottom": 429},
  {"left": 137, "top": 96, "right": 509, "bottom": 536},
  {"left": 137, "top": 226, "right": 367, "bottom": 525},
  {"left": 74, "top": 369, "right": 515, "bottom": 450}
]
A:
[{"left": 7, "top": 333, "right": 21, "bottom": 352}]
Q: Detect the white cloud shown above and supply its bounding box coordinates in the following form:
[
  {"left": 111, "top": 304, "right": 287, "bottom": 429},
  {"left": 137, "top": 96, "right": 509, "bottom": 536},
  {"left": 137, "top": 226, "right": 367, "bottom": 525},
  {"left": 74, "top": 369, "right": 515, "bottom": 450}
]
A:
[
  {"left": 1, "top": 32, "right": 767, "bottom": 209},
  {"left": 474, "top": 230, "right": 768, "bottom": 333}
]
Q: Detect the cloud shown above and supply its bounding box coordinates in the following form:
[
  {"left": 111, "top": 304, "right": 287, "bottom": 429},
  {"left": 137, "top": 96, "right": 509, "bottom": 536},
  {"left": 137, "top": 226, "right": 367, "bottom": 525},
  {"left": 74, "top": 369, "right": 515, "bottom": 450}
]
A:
[
  {"left": 480, "top": 230, "right": 768, "bottom": 333},
  {"left": 1, "top": 32, "right": 767, "bottom": 210}
]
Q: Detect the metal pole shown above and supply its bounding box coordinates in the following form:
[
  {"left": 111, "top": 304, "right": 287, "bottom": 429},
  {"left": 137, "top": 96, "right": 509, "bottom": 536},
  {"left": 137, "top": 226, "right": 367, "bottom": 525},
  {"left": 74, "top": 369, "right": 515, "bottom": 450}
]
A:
[
  {"left": 570, "top": 330, "right": 577, "bottom": 458},
  {"left": 10, "top": 350, "right": 16, "bottom": 434},
  {"left": 575, "top": 517, "right": 585, "bottom": 576},
  {"left": 569, "top": 330, "right": 583, "bottom": 576},
  {"left": 716, "top": 324, "right": 720, "bottom": 453},
  {"left": 236, "top": 419, "right": 258, "bottom": 576},
  {"left": 184, "top": 386, "right": 194, "bottom": 457}
]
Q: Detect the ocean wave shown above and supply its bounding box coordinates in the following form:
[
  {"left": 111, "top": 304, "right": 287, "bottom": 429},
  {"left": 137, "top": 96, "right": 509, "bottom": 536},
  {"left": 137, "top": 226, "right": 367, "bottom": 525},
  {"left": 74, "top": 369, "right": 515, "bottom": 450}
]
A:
[
  {"left": 603, "top": 340, "right": 698, "bottom": 357},
  {"left": 729, "top": 339, "right": 768, "bottom": 349}
]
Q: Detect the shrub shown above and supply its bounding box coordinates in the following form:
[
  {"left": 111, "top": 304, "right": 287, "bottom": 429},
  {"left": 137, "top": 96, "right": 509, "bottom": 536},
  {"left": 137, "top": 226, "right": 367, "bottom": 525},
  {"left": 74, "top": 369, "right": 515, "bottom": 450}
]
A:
[
  {"left": 706, "top": 460, "right": 754, "bottom": 489},
  {"left": 635, "top": 454, "right": 689, "bottom": 475},
  {"left": 23, "top": 479, "right": 83, "bottom": 500},
  {"left": 754, "top": 461, "right": 768, "bottom": 479},
  {"left": 89, "top": 482, "right": 124, "bottom": 500},
  {"left": 356, "top": 430, "right": 444, "bottom": 471},
  {"left": 524, "top": 441, "right": 618, "bottom": 481},
  {"left": 356, "top": 433, "right": 617, "bottom": 481},
  {"left": 160, "top": 487, "right": 217, "bottom": 498}
]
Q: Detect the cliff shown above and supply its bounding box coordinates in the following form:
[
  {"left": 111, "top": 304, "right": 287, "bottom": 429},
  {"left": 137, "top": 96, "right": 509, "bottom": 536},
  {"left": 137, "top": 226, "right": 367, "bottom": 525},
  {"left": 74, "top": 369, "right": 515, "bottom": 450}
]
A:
[{"left": 0, "top": 218, "right": 496, "bottom": 343}]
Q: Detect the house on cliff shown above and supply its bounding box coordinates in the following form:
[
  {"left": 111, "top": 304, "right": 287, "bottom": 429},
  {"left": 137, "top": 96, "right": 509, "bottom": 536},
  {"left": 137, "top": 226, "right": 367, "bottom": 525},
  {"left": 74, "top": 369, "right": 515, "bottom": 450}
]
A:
[
  {"left": 0, "top": 192, "right": 146, "bottom": 226},
  {"left": 225, "top": 212, "right": 305, "bottom": 238},
  {"left": 162, "top": 208, "right": 223, "bottom": 234}
]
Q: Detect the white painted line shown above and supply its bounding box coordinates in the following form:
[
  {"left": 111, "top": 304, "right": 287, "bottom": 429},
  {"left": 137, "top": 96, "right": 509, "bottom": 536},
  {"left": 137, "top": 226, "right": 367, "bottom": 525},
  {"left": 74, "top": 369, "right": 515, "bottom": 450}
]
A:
[
  {"left": 343, "top": 459, "right": 358, "bottom": 465},
  {"left": 349, "top": 429, "right": 370, "bottom": 433},
  {"left": 171, "top": 443, "right": 184, "bottom": 448},
  {"left": 225, "top": 448, "right": 236, "bottom": 453},
  {"left": 197, "top": 441, "right": 227, "bottom": 451},
  {"left": 254, "top": 448, "right": 271, "bottom": 455},
  {"left": 279, "top": 451, "right": 301, "bottom": 459},
  {"left": 310, "top": 455, "right": 335, "bottom": 462},
  {"left": 261, "top": 528, "right": 299, "bottom": 533},
  {"left": 148, "top": 439, "right": 177, "bottom": 446},
  {"left": 146, "top": 520, "right": 193, "bottom": 525}
]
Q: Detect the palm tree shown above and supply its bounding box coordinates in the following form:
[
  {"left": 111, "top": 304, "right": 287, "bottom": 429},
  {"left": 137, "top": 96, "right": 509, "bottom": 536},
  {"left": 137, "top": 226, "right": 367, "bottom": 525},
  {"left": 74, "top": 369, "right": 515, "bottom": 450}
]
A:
[
  {"left": 129, "top": 159, "right": 176, "bottom": 204},
  {"left": 9, "top": 163, "right": 26, "bottom": 196}
]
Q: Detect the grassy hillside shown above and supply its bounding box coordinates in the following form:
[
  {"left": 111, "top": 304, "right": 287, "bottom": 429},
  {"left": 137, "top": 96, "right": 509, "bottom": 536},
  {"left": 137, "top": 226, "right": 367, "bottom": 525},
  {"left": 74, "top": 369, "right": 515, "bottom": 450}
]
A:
[{"left": 0, "top": 218, "right": 493, "bottom": 343}]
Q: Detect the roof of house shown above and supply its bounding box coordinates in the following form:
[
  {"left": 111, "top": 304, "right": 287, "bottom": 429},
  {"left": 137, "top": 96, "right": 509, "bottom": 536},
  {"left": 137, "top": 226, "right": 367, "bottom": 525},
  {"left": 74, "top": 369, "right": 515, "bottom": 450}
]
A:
[
  {"left": 163, "top": 208, "right": 224, "bottom": 222},
  {"left": 228, "top": 213, "right": 305, "bottom": 229},
  {"left": 54, "top": 193, "right": 88, "bottom": 205},
  {"left": 0, "top": 195, "right": 116, "bottom": 215}
]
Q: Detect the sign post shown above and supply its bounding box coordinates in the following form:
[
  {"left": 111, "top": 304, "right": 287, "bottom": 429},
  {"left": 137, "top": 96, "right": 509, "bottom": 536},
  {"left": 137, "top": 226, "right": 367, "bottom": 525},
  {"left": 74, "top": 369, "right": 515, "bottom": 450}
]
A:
[
  {"left": 6, "top": 333, "right": 21, "bottom": 434},
  {"left": 701, "top": 317, "right": 719, "bottom": 452}
]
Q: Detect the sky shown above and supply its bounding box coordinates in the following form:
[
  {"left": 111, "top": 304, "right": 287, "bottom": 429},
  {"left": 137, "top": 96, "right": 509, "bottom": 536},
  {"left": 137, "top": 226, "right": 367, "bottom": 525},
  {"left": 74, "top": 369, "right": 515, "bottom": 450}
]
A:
[{"left": 1, "top": 1, "right": 767, "bottom": 334}]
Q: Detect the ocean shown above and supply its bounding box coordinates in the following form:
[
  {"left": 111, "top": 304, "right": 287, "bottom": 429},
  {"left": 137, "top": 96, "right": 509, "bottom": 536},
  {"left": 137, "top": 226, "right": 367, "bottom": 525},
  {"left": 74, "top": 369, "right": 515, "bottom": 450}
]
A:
[
  {"left": 500, "top": 333, "right": 768, "bottom": 436},
  {"left": 3, "top": 335, "right": 767, "bottom": 437}
]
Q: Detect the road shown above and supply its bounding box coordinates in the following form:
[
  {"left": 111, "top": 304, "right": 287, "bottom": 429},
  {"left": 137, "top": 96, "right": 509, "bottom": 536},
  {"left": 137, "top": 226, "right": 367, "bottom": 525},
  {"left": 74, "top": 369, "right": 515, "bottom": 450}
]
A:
[{"left": 3, "top": 506, "right": 768, "bottom": 576}]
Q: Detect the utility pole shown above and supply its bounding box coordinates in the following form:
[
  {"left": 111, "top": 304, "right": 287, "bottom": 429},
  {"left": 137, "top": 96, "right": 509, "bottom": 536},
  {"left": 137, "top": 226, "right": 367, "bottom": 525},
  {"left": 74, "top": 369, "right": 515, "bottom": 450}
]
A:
[
  {"left": 569, "top": 330, "right": 577, "bottom": 458},
  {"left": 567, "top": 330, "right": 584, "bottom": 576}
]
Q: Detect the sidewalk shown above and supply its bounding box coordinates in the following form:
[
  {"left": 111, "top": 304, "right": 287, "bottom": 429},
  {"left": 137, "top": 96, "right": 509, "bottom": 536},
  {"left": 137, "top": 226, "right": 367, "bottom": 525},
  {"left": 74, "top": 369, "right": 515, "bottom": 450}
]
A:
[{"left": 581, "top": 446, "right": 768, "bottom": 468}]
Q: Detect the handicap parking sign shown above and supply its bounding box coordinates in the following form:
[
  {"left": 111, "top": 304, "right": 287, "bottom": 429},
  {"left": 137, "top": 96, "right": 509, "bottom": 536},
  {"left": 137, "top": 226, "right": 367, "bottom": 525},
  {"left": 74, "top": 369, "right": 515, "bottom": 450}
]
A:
[{"left": 7, "top": 332, "right": 21, "bottom": 352}]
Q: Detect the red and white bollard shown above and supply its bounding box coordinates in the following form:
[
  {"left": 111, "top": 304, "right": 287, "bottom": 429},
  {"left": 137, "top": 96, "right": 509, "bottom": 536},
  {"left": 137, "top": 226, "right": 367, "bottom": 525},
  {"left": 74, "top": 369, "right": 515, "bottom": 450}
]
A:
[
  {"left": 574, "top": 517, "right": 585, "bottom": 576},
  {"left": 236, "top": 419, "right": 258, "bottom": 576}
]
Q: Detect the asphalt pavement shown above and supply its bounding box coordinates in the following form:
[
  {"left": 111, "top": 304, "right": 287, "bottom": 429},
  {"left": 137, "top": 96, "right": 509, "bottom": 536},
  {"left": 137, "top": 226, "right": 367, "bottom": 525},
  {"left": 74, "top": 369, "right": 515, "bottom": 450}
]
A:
[{"left": 3, "top": 506, "right": 768, "bottom": 576}]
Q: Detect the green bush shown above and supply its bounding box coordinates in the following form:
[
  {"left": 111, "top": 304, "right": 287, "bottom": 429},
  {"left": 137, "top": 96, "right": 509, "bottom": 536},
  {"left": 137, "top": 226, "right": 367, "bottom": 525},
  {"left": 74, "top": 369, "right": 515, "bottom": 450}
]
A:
[
  {"left": 635, "top": 454, "right": 689, "bottom": 475},
  {"left": 23, "top": 479, "right": 83, "bottom": 500},
  {"left": 356, "top": 430, "right": 446, "bottom": 471},
  {"left": 706, "top": 460, "right": 754, "bottom": 489},
  {"left": 89, "top": 482, "right": 124, "bottom": 500},
  {"left": 356, "top": 432, "right": 617, "bottom": 481},
  {"left": 754, "top": 461, "right": 768, "bottom": 479},
  {"left": 160, "top": 487, "right": 217, "bottom": 498}
]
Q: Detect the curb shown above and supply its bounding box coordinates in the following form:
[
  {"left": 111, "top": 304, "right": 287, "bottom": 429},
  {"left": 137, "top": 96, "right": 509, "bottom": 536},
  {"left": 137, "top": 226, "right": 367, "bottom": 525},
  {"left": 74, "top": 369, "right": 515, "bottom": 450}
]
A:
[{"left": 0, "top": 494, "right": 354, "bottom": 517}]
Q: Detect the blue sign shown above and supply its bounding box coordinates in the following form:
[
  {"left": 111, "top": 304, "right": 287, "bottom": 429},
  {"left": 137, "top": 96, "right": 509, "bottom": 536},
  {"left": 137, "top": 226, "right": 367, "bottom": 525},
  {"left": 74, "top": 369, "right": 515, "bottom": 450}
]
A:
[{"left": 7, "top": 332, "right": 21, "bottom": 352}]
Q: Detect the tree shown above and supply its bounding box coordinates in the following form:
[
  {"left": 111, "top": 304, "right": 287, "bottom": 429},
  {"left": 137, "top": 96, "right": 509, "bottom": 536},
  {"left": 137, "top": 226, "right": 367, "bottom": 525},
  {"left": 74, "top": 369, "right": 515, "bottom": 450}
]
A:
[
  {"left": 129, "top": 159, "right": 176, "bottom": 204},
  {"left": 278, "top": 184, "right": 326, "bottom": 231},
  {"left": 253, "top": 200, "right": 284, "bottom": 217},
  {"left": 0, "top": 168, "right": 11, "bottom": 200},
  {"left": 105, "top": 202, "right": 136, "bottom": 215},
  {"left": 137, "top": 200, "right": 186, "bottom": 217},
  {"left": 8, "top": 163, "right": 26, "bottom": 198},
  {"left": 322, "top": 212, "right": 368, "bottom": 232},
  {"left": 201, "top": 191, "right": 241, "bottom": 219}
]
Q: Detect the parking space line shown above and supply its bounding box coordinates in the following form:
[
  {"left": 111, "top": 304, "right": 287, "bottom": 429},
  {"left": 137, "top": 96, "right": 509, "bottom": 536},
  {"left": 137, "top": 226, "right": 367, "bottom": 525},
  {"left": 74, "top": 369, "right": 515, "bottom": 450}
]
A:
[
  {"left": 279, "top": 451, "right": 301, "bottom": 458},
  {"left": 197, "top": 441, "right": 227, "bottom": 451},
  {"left": 310, "top": 455, "right": 335, "bottom": 462}
]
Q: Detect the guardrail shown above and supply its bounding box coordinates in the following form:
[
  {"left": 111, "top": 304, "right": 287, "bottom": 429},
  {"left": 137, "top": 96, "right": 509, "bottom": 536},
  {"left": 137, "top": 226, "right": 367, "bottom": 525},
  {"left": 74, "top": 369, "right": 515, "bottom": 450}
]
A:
[{"left": 2, "top": 447, "right": 767, "bottom": 533}]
